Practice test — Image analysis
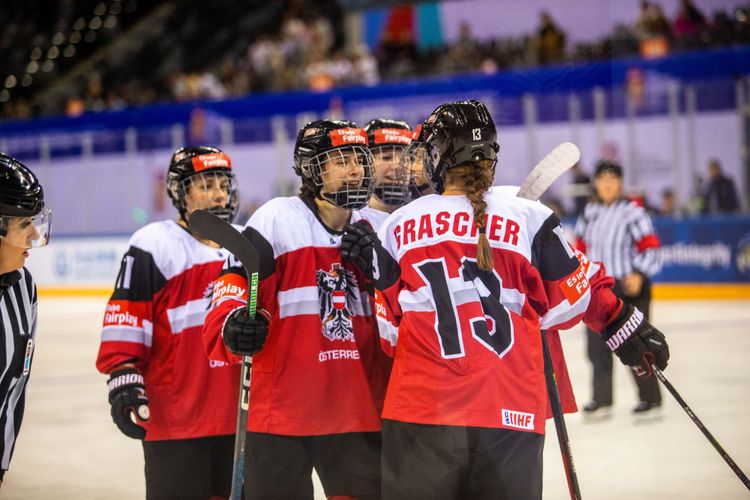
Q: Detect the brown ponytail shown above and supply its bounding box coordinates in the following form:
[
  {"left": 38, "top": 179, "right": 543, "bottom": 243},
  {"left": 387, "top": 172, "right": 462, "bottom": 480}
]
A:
[{"left": 445, "top": 160, "right": 495, "bottom": 271}]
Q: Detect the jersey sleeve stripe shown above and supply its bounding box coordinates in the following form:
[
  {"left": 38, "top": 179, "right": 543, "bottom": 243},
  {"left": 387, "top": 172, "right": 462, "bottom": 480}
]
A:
[
  {"left": 101, "top": 325, "right": 153, "bottom": 347},
  {"left": 377, "top": 315, "right": 398, "bottom": 348},
  {"left": 165, "top": 297, "right": 212, "bottom": 334},
  {"left": 540, "top": 291, "right": 592, "bottom": 329}
]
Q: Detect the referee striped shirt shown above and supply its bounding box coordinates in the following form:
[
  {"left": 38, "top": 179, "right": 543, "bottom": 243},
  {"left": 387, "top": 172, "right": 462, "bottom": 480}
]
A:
[
  {"left": 0, "top": 267, "right": 37, "bottom": 481},
  {"left": 574, "top": 198, "right": 662, "bottom": 279}
]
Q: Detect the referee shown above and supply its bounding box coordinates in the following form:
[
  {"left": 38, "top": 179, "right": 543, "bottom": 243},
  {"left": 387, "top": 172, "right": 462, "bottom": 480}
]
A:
[
  {"left": 0, "top": 153, "right": 51, "bottom": 486},
  {"left": 574, "top": 161, "right": 662, "bottom": 419}
]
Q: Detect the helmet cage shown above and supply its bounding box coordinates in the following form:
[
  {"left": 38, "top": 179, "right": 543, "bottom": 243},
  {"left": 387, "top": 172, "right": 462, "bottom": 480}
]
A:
[
  {"left": 371, "top": 144, "right": 410, "bottom": 205},
  {"left": 169, "top": 170, "right": 239, "bottom": 223},
  {"left": 299, "top": 146, "right": 374, "bottom": 210}
]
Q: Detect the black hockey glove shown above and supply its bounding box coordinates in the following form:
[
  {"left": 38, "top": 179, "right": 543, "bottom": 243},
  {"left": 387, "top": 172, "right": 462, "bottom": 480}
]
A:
[
  {"left": 341, "top": 221, "right": 377, "bottom": 281},
  {"left": 222, "top": 306, "right": 271, "bottom": 356},
  {"left": 107, "top": 367, "right": 150, "bottom": 440},
  {"left": 602, "top": 303, "right": 669, "bottom": 378}
]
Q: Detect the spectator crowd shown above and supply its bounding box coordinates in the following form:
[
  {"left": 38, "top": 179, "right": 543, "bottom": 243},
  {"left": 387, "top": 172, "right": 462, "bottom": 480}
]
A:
[{"left": 2, "top": 0, "right": 750, "bottom": 120}]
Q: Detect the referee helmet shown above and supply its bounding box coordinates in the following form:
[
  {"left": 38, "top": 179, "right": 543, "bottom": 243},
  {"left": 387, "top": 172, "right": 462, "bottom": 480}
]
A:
[{"left": 0, "top": 153, "right": 51, "bottom": 247}]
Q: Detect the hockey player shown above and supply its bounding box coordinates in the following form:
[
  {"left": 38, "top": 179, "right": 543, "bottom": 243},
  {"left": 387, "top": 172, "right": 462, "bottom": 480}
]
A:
[
  {"left": 95, "top": 146, "right": 241, "bottom": 499},
  {"left": 0, "top": 153, "right": 50, "bottom": 487},
  {"left": 363, "top": 118, "right": 413, "bottom": 217},
  {"left": 345, "top": 100, "right": 670, "bottom": 499},
  {"left": 400, "top": 123, "right": 434, "bottom": 200},
  {"left": 202, "top": 120, "right": 387, "bottom": 499}
]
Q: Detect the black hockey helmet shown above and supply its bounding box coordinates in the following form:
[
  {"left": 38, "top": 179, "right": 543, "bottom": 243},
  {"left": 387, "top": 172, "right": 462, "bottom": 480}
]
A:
[
  {"left": 0, "top": 153, "right": 51, "bottom": 247},
  {"left": 363, "top": 118, "right": 412, "bottom": 206},
  {"left": 421, "top": 100, "right": 499, "bottom": 194},
  {"left": 293, "top": 120, "right": 374, "bottom": 210},
  {"left": 363, "top": 118, "right": 412, "bottom": 148},
  {"left": 166, "top": 146, "right": 239, "bottom": 223}
]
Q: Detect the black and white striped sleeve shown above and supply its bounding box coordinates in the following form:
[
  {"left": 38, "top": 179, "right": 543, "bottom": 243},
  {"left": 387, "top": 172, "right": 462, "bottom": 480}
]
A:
[
  {"left": 626, "top": 204, "right": 662, "bottom": 278},
  {"left": 0, "top": 268, "right": 37, "bottom": 480}
]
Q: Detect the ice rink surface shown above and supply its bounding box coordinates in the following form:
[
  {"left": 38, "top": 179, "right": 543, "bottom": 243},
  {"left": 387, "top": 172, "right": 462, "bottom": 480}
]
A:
[{"left": 2, "top": 297, "right": 749, "bottom": 499}]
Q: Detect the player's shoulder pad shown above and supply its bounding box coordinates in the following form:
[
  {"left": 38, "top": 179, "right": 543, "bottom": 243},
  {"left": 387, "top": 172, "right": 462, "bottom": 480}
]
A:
[
  {"left": 354, "top": 206, "right": 389, "bottom": 232},
  {"left": 127, "top": 220, "right": 182, "bottom": 255}
]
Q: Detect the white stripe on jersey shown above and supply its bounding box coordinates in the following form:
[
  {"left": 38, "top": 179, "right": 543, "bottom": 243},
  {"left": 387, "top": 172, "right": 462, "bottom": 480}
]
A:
[
  {"left": 101, "top": 322, "right": 154, "bottom": 347},
  {"left": 399, "top": 279, "right": 526, "bottom": 316},
  {"left": 166, "top": 297, "right": 212, "bottom": 334},
  {"left": 377, "top": 316, "right": 398, "bottom": 348},
  {"left": 278, "top": 286, "right": 372, "bottom": 318}
]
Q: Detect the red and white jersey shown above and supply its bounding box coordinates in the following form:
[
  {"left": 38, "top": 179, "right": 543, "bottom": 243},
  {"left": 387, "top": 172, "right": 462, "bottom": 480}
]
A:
[
  {"left": 373, "top": 187, "right": 619, "bottom": 434},
  {"left": 96, "top": 220, "right": 240, "bottom": 441},
  {"left": 358, "top": 206, "right": 390, "bottom": 231},
  {"left": 202, "top": 196, "right": 390, "bottom": 436}
]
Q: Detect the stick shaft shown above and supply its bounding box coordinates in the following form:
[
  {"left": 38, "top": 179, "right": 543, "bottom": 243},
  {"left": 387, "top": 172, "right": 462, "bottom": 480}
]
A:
[
  {"left": 542, "top": 331, "right": 583, "bottom": 500},
  {"left": 652, "top": 365, "right": 750, "bottom": 491},
  {"left": 229, "top": 271, "right": 258, "bottom": 500}
]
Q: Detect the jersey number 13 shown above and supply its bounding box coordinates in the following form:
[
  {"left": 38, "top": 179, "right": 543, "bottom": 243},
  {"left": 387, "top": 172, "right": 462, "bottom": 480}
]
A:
[{"left": 415, "top": 257, "right": 514, "bottom": 360}]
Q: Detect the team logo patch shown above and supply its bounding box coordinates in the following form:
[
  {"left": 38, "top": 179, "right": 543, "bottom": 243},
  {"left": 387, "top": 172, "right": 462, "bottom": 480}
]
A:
[
  {"left": 374, "top": 128, "right": 413, "bottom": 145},
  {"left": 317, "top": 263, "right": 359, "bottom": 342},
  {"left": 329, "top": 128, "right": 368, "bottom": 147},
  {"left": 103, "top": 300, "right": 145, "bottom": 328},
  {"left": 502, "top": 409, "right": 535, "bottom": 430},
  {"left": 559, "top": 251, "right": 591, "bottom": 304},
  {"left": 211, "top": 274, "right": 247, "bottom": 304},
  {"left": 191, "top": 152, "right": 231, "bottom": 172}
]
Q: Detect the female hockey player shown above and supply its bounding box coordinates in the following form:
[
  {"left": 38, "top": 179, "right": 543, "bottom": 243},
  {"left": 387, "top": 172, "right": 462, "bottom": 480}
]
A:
[
  {"left": 202, "top": 120, "right": 388, "bottom": 499},
  {"left": 363, "top": 118, "right": 413, "bottom": 216},
  {"left": 95, "top": 146, "right": 241, "bottom": 499},
  {"left": 357, "top": 100, "right": 669, "bottom": 499},
  {"left": 0, "top": 153, "right": 50, "bottom": 487}
]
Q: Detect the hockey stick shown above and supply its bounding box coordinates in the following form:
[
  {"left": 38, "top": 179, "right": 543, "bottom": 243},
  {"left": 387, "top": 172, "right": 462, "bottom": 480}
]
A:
[
  {"left": 651, "top": 364, "right": 750, "bottom": 491},
  {"left": 518, "top": 142, "right": 582, "bottom": 500},
  {"left": 188, "top": 209, "right": 259, "bottom": 500},
  {"left": 517, "top": 142, "right": 581, "bottom": 201},
  {"left": 541, "top": 330, "right": 582, "bottom": 500}
]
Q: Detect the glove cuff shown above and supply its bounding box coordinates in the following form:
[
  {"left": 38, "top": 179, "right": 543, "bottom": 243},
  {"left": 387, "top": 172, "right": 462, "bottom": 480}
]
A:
[{"left": 602, "top": 303, "right": 645, "bottom": 352}]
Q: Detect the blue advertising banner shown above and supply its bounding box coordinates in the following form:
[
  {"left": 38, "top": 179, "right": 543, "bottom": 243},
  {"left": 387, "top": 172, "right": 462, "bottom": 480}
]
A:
[{"left": 653, "top": 215, "right": 750, "bottom": 283}]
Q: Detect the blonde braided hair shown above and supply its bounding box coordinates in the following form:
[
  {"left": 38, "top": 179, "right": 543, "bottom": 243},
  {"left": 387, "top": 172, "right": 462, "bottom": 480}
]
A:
[{"left": 445, "top": 160, "right": 495, "bottom": 271}]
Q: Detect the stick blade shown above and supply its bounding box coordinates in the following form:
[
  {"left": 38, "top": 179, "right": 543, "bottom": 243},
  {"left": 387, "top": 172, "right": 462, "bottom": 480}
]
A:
[
  {"left": 188, "top": 210, "right": 259, "bottom": 275},
  {"left": 517, "top": 142, "right": 581, "bottom": 201}
]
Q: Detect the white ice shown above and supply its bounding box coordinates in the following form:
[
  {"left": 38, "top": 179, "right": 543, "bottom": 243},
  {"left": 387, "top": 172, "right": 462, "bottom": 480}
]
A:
[{"left": 2, "top": 297, "right": 749, "bottom": 499}]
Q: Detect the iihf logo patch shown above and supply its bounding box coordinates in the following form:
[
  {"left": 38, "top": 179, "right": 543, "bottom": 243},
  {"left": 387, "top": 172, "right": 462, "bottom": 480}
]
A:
[{"left": 317, "top": 263, "right": 358, "bottom": 342}]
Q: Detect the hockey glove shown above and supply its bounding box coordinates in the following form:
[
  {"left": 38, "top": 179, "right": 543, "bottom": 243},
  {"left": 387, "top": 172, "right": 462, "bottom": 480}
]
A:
[
  {"left": 222, "top": 306, "right": 271, "bottom": 356},
  {"left": 602, "top": 303, "right": 670, "bottom": 378},
  {"left": 107, "top": 367, "right": 150, "bottom": 440},
  {"left": 341, "top": 221, "right": 377, "bottom": 281}
]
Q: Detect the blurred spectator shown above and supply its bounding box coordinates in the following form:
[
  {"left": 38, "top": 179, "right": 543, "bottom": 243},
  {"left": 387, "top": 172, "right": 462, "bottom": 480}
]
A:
[
  {"left": 673, "top": 0, "right": 706, "bottom": 46},
  {"left": 350, "top": 44, "right": 380, "bottom": 86},
  {"left": 658, "top": 188, "right": 680, "bottom": 216},
  {"left": 635, "top": 1, "right": 672, "bottom": 57},
  {"left": 535, "top": 11, "right": 566, "bottom": 64},
  {"left": 702, "top": 159, "right": 739, "bottom": 213},
  {"left": 635, "top": 1, "right": 672, "bottom": 40},
  {"left": 445, "top": 21, "right": 480, "bottom": 73}
]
